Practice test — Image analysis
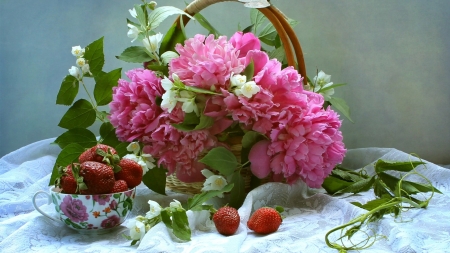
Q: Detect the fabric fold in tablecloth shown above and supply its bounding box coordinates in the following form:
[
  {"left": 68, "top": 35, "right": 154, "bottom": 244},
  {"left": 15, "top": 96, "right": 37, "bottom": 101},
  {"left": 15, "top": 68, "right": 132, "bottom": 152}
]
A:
[{"left": 0, "top": 138, "right": 449, "bottom": 252}]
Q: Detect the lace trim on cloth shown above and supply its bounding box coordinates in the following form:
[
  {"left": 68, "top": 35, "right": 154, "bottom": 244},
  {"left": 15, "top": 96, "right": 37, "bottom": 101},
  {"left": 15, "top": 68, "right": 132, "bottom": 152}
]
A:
[{"left": 0, "top": 138, "right": 449, "bottom": 252}]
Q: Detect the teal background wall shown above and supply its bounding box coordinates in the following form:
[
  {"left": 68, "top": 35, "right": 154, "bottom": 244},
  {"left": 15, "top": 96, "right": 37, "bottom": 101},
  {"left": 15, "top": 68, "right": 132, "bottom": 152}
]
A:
[{"left": 1, "top": 0, "right": 449, "bottom": 164}]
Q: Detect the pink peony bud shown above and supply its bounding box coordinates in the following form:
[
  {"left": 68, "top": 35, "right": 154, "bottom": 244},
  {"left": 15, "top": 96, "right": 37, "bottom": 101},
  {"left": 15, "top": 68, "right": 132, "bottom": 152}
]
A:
[
  {"left": 229, "top": 31, "right": 261, "bottom": 58},
  {"left": 249, "top": 140, "right": 272, "bottom": 179}
]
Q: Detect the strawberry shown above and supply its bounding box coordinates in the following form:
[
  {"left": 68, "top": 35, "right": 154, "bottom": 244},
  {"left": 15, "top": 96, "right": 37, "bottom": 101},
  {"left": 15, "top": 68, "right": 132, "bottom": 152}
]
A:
[
  {"left": 212, "top": 206, "right": 240, "bottom": 236},
  {"left": 111, "top": 180, "right": 128, "bottom": 193},
  {"left": 247, "top": 207, "right": 283, "bottom": 234},
  {"left": 55, "top": 164, "right": 80, "bottom": 194},
  {"left": 79, "top": 144, "right": 119, "bottom": 165},
  {"left": 78, "top": 161, "right": 115, "bottom": 194},
  {"left": 114, "top": 158, "right": 143, "bottom": 188}
]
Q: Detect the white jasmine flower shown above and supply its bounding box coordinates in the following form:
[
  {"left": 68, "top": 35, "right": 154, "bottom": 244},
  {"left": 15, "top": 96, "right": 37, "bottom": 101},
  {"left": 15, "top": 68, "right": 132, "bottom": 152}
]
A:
[
  {"left": 145, "top": 200, "right": 162, "bottom": 219},
  {"left": 68, "top": 66, "right": 81, "bottom": 79},
  {"left": 127, "top": 142, "right": 141, "bottom": 154},
  {"left": 160, "top": 51, "right": 179, "bottom": 65},
  {"left": 129, "top": 8, "right": 137, "bottom": 18},
  {"left": 127, "top": 24, "right": 140, "bottom": 43},
  {"left": 76, "top": 57, "right": 86, "bottom": 67},
  {"left": 143, "top": 33, "right": 163, "bottom": 54},
  {"left": 201, "top": 169, "right": 227, "bottom": 198},
  {"left": 141, "top": 153, "right": 156, "bottom": 170},
  {"left": 170, "top": 199, "right": 182, "bottom": 209},
  {"left": 81, "top": 64, "right": 91, "bottom": 75},
  {"left": 312, "top": 70, "right": 334, "bottom": 99},
  {"left": 123, "top": 153, "right": 139, "bottom": 162},
  {"left": 235, "top": 81, "right": 260, "bottom": 98},
  {"left": 161, "top": 76, "right": 174, "bottom": 91},
  {"left": 178, "top": 90, "right": 198, "bottom": 115},
  {"left": 71, "top": 46, "right": 84, "bottom": 57},
  {"left": 230, "top": 74, "right": 247, "bottom": 88},
  {"left": 160, "top": 89, "right": 177, "bottom": 112},
  {"left": 126, "top": 219, "right": 146, "bottom": 241}
]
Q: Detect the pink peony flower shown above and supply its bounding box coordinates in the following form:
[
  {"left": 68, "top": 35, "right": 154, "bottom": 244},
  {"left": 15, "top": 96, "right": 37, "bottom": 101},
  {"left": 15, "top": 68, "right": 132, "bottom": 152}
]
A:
[
  {"left": 229, "top": 31, "right": 261, "bottom": 58},
  {"left": 169, "top": 34, "right": 245, "bottom": 91},
  {"left": 109, "top": 68, "right": 164, "bottom": 142},
  {"left": 142, "top": 121, "right": 216, "bottom": 183},
  {"left": 60, "top": 195, "right": 89, "bottom": 223}
]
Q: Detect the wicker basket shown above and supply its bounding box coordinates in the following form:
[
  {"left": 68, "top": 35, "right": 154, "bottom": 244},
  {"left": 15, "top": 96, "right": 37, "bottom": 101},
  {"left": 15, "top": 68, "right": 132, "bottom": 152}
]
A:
[{"left": 165, "top": 0, "right": 307, "bottom": 195}]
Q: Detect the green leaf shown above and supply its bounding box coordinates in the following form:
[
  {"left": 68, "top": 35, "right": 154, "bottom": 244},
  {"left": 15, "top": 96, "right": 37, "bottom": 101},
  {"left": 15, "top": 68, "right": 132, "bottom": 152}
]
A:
[
  {"left": 56, "top": 75, "right": 79, "bottom": 105},
  {"left": 243, "top": 60, "right": 255, "bottom": 81},
  {"left": 55, "top": 143, "right": 85, "bottom": 166},
  {"left": 184, "top": 85, "right": 220, "bottom": 95},
  {"left": 49, "top": 143, "right": 85, "bottom": 185},
  {"left": 321, "top": 175, "right": 353, "bottom": 195},
  {"left": 334, "top": 177, "right": 375, "bottom": 195},
  {"left": 267, "top": 46, "right": 286, "bottom": 64},
  {"left": 94, "top": 68, "right": 122, "bottom": 106},
  {"left": 148, "top": 6, "right": 194, "bottom": 31},
  {"left": 172, "top": 113, "right": 214, "bottom": 131},
  {"left": 374, "top": 160, "right": 425, "bottom": 174},
  {"left": 160, "top": 209, "right": 173, "bottom": 229},
  {"left": 328, "top": 96, "right": 354, "bottom": 123},
  {"left": 142, "top": 166, "right": 167, "bottom": 195},
  {"left": 187, "top": 183, "right": 234, "bottom": 211},
  {"left": 194, "top": 12, "right": 220, "bottom": 37},
  {"left": 53, "top": 128, "right": 97, "bottom": 149},
  {"left": 159, "top": 22, "right": 187, "bottom": 54},
  {"left": 199, "top": 147, "right": 238, "bottom": 176},
  {"left": 357, "top": 195, "right": 393, "bottom": 211},
  {"left": 116, "top": 46, "right": 153, "bottom": 63},
  {"left": 84, "top": 37, "right": 105, "bottom": 76},
  {"left": 146, "top": 64, "right": 169, "bottom": 76},
  {"left": 171, "top": 208, "right": 191, "bottom": 241},
  {"left": 330, "top": 167, "right": 367, "bottom": 182},
  {"left": 242, "top": 24, "right": 254, "bottom": 34},
  {"left": 250, "top": 9, "right": 265, "bottom": 34},
  {"left": 193, "top": 114, "right": 214, "bottom": 130},
  {"left": 318, "top": 83, "right": 347, "bottom": 93},
  {"left": 228, "top": 172, "right": 246, "bottom": 208},
  {"left": 112, "top": 142, "right": 130, "bottom": 158},
  {"left": 373, "top": 178, "right": 393, "bottom": 198},
  {"left": 134, "top": 4, "right": 148, "bottom": 28},
  {"left": 378, "top": 172, "right": 402, "bottom": 194},
  {"left": 99, "top": 122, "right": 122, "bottom": 148},
  {"left": 58, "top": 99, "right": 96, "bottom": 129}
]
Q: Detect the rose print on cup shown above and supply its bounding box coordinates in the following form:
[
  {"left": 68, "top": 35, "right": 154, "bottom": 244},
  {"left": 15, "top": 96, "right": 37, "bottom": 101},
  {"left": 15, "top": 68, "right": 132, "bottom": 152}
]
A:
[
  {"left": 101, "top": 215, "right": 121, "bottom": 228},
  {"left": 60, "top": 195, "right": 89, "bottom": 222},
  {"left": 93, "top": 194, "right": 111, "bottom": 205}
]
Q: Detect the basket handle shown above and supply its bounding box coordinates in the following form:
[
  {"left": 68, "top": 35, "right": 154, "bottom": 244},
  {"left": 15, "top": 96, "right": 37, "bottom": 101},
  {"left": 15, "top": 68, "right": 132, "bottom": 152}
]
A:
[{"left": 173, "top": 0, "right": 307, "bottom": 84}]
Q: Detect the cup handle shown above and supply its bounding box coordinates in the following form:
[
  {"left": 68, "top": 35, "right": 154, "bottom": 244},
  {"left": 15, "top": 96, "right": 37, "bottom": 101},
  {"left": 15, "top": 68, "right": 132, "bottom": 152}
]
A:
[{"left": 32, "top": 191, "right": 60, "bottom": 223}]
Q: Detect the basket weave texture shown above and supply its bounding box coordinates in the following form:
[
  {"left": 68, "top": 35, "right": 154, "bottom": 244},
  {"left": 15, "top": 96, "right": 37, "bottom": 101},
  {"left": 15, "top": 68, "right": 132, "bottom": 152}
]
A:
[{"left": 165, "top": 0, "right": 306, "bottom": 195}]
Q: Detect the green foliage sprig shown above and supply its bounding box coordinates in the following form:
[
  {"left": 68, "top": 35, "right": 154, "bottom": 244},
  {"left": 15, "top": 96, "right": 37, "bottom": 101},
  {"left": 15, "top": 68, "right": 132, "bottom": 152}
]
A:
[
  {"left": 322, "top": 157, "right": 441, "bottom": 252},
  {"left": 50, "top": 37, "right": 128, "bottom": 186}
]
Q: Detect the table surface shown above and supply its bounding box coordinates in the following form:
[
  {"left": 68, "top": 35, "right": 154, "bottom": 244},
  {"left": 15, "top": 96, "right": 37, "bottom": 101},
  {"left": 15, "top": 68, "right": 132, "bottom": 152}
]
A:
[{"left": 0, "top": 138, "right": 449, "bottom": 253}]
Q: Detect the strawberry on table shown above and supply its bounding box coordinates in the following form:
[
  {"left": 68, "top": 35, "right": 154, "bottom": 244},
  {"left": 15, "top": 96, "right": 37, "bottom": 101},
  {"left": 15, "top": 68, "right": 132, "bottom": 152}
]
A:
[
  {"left": 212, "top": 206, "right": 240, "bottom": 236},
  {"left": 247, "top": 207, "right": 283, "bottom": 234},
  {"left": 78, "top": 161, "right": 115, "bottom": 194},
  {"left": 79, "top": 144, "right": 119, "bottom": 164},
  {"left": 111, "top": 179, "right": 128, "bottom": 193},
  {"left": 114, "top": 158, "right": 143, "bottom": 189}
]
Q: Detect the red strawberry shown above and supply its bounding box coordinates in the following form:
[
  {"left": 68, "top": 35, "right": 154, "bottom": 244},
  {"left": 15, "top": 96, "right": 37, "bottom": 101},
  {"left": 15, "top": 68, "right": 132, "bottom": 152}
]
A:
[
  {"left": 78, "top": 161, "right": 115, "bottom": 194},
  {"left": 212, "top": 206, "right": 240, "bottom": 236},
  {"left": 111, "top": 180, "right": 128, "bottom": 193},
  {"left": 247, "top": 207, "right": 283, "bottom": 234},
  {"left": 55, "top": 164, "right": 80, "bottom": 194},
  {"left": 79, "top": 144, "right": 119, "bottom": 164},
  {"left": 114, "top": 158, "right": 143, "bottom": 188}
]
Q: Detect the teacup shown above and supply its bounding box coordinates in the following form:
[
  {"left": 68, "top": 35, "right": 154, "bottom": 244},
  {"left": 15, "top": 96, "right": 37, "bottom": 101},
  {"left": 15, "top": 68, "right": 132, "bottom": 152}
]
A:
[{"left": 32, "top": 187, "right": 136, "bottom": 234}]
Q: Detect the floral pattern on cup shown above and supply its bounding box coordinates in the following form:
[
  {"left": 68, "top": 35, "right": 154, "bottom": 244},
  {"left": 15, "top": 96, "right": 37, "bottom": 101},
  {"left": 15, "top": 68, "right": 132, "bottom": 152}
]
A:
[{"left": 50, "top": 188, "right": 136, "bottom": 232}]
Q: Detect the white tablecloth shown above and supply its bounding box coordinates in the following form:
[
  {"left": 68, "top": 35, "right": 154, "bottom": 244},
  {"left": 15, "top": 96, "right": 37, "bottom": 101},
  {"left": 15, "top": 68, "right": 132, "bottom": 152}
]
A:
[{"left": 0, "top": 138, "right": 449, "bottom": 253}]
